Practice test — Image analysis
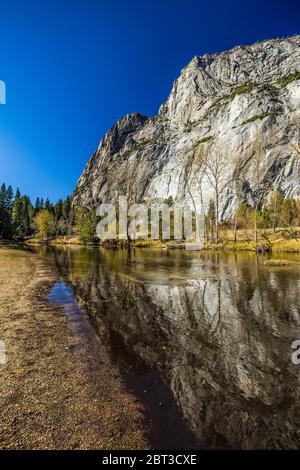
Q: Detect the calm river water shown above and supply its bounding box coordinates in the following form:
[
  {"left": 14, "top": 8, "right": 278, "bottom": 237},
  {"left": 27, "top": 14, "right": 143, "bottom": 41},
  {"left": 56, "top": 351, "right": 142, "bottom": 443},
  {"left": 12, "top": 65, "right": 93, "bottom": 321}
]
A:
[{"left": 33, "top": 247, "right": 300, "bottom": 449}]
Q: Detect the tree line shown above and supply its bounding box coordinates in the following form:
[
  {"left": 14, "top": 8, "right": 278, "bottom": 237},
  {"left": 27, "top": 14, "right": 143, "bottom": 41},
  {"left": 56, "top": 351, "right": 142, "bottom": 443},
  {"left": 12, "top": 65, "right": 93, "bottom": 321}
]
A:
[
  {"left": 205, "top": 191, "right": 300, "bottom": 244},
  {"left": 187, "top": 122, "right": 300, "bottom": 245},
  {"left": 1, "top": 181, "right": 299, "bottom": 246},
  {"left": 0, "top": 183, "right": 73, "bottom": 241}
]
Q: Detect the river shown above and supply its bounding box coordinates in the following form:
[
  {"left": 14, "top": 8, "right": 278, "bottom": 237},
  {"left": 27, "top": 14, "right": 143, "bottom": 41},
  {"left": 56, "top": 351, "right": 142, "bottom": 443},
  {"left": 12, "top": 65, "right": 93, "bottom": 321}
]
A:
[{"left": 32, "top": 246, "right": 300, "bottom": 449}]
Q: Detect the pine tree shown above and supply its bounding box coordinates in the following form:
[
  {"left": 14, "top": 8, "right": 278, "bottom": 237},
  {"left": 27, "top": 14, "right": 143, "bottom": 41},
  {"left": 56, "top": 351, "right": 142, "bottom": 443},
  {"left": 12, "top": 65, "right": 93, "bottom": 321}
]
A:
[
  {"left": 44, "top": 198, "right": 53, "bottom": 213},
  {"left": 207, "top": 199, "right": 216, "bottom": 242},
  {"left": 268, "top": 190, "right": 284, "bottom": 231},
  {"left": 74, "top": 206, "right": 96, "bottom": 244},
  {"left": 280, "top": 198, "right": 298, "bottom": 226},
  {"left": 53, "top": 199, "right": 64, "bottom": 235},
  {"left": 34, "top": 197, "right": 41, "bottom": 212},
  {"left": 54, "top": 199, "right": 63, "bottom": 219},
  {"left": 62, "top": 196, "right": 73, "bottom": 235},
  {"left": 11, "top": 189, "right": 23, "bottom": 240},
  {"left": 6, "top": 186, "right": 14, "bottom": 209},
  {"left": 22, "top": 196, "right": 33, "bottom": 236},
  {"left": 11, "top": 190, "right": 33, "bottom": 240},
  {"left": 0, "top": 184, "right": 13, "bottom": 239},
  {"left": 0, "top": 183, "right": 73, "bottom": 240}
]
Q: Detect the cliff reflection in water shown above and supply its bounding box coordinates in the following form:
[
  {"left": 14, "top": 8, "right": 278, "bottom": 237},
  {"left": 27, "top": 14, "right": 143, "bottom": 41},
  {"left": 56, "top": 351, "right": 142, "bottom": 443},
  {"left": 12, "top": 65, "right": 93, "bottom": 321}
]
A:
[{"left": 44, "top": 247, "right": 300, "bottom": 449}]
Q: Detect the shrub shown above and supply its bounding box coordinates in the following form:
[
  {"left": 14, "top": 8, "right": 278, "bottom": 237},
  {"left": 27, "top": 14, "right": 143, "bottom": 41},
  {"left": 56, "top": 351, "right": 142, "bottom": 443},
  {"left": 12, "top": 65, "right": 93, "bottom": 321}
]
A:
[{"left": 277, "top": 71, "right": 300, "bottom": 88}]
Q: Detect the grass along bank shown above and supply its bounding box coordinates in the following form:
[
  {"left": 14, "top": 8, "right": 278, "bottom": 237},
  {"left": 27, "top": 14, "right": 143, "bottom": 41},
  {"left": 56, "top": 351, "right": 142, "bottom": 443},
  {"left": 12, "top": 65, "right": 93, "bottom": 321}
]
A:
[{"left": 26, "top": 226, "right": 300, "bottom": 253}]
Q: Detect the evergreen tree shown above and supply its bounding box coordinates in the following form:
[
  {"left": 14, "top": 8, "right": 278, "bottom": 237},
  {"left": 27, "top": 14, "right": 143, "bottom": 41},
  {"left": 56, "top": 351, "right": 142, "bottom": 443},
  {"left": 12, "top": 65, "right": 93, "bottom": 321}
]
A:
[
  {"left": 11, "top": 190, "right": 33, "bottom": 240},
  {"left": 62, "top": 196, "right": 73, "bottom": 235},
  {"left": 54, "top": 199, "right": 63, "bottom": 220},
  {"left": 0, "top": 184, "right": 13, "bottom": 239},
  {"left": 74, "top": 206, "right": 96, "bottom": 244},
  {"left": 44, "top": 197, "right": 53, "bottom": 213},
  {"left": 53, "top": 199, "right": 64, "bottom": 235},
  {"left": 268, "top": 190, "right": 284, "bottom": 231},
  {"left": 206, "top": 199, "right": 216, "bottom": 242},
  {"left": 11, "top": 189, "right": 24, "bottom": 240},
  {"left": 280, "top": 198, "right": 298, "bottom": 226},
  {"left": 6, "top": 186, "right": 14, "bottom": 210},
  {"left": 22, "top": 196, "right": 34, "bottom": 236},
  {"left": 34, "top": 197, "right": 41, "bottom": 212}
]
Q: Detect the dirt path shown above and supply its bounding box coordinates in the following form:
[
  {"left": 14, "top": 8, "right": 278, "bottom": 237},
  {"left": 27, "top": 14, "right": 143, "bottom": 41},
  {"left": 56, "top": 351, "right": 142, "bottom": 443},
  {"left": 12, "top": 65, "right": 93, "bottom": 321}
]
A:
[{"left": 0, "top": 248, "right": 148, "bottom": 450}]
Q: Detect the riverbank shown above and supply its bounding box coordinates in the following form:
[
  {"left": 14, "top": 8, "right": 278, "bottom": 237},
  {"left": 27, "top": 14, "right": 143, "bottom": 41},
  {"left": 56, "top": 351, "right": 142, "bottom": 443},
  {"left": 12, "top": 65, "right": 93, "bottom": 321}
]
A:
[
  {"left": 0, "top": 248, "right": 148, "bottom": 450},
  {"left": 25, "top": 228, "right": 300, "bottom": 252}
]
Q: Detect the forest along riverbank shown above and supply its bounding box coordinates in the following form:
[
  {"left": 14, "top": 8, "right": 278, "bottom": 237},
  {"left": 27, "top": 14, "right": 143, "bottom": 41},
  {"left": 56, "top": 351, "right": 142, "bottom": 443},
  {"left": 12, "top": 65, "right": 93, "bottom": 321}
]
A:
[{"left": 0, "top": 248, "right": 148, "bottom": 450}]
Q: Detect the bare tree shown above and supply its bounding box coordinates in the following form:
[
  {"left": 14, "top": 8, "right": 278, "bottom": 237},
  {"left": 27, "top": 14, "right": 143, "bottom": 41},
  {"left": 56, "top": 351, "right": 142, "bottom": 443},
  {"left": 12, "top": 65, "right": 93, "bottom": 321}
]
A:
[
  {"left": 187, "top": 145, "right": 208, "bottom": 243},
  {"left": 201, "top": 145, "right": 230, "bottom": 243},
  {"left": 230, "top": 161, "right": 246, "bottom": 243},
  {"left": 187, "top": 141, "right": 235, "bottom": 243}
]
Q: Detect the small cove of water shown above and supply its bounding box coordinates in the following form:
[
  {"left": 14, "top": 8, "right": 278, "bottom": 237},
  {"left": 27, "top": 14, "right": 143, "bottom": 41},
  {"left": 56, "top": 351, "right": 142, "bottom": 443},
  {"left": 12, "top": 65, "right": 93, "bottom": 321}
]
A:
[{"left": 48, "top": 280, "right": 83, "bottom": 320}]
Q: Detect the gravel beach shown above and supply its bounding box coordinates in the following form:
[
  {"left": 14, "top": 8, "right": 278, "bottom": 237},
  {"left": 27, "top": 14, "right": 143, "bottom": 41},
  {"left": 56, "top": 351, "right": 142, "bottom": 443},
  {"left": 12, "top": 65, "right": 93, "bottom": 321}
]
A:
[{"left": 0, "top": 248, "right": 148, "bottom": 450}]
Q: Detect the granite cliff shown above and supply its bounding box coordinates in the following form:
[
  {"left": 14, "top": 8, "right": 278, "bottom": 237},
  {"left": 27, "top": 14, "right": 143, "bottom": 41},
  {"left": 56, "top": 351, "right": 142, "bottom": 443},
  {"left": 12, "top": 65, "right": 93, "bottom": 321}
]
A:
[{"left": 73, "top": 36, "right": 300, "bottom": 220}]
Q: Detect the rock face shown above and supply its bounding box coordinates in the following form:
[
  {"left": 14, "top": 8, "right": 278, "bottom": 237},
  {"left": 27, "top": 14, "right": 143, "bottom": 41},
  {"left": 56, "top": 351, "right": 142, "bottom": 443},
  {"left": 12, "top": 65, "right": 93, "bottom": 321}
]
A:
[{"left": 73, "top": 36, "right": 300, "bottom": 220}]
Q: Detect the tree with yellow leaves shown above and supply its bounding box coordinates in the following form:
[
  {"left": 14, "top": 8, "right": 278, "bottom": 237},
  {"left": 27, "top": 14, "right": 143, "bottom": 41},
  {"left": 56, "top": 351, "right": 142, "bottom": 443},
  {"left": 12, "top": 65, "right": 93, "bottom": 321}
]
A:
[{"left": 35, "top": 209, "right": 55, "bottom": 238}]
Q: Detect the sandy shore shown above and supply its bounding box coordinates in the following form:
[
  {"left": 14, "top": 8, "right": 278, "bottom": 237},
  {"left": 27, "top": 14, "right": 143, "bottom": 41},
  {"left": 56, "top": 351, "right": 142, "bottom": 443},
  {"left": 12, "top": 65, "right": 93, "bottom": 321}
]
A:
[{"left": 0, "top": 248, "right": 148, "bottom": 450}]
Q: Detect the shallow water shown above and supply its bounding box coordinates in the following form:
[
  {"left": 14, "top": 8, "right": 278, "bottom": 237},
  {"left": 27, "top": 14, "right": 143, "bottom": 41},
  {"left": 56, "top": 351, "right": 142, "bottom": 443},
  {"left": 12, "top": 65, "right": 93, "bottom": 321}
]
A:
[{"left": 35, "top": 247, "right": 300, "bottom": 449}]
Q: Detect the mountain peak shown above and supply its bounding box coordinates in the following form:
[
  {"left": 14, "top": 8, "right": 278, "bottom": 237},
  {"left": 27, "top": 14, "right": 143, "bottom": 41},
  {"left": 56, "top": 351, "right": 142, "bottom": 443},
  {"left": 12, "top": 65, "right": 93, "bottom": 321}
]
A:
[{"left": 74, "top": 36, "right": 300, "bottom": 218}]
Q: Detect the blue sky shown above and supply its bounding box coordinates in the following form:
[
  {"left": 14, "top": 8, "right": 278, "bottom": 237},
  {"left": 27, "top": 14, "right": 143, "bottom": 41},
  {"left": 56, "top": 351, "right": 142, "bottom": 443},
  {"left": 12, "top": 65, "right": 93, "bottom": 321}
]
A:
[{"left": 0, "top": 0, "right": 299, "bottom": 203}]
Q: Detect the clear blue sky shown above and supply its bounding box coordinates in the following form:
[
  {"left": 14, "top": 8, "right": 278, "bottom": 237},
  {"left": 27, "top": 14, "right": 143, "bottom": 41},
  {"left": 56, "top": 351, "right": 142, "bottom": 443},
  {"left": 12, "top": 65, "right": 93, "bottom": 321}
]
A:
[{"left": 0, "top": 0, "right": 299, "bottom": 203}]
